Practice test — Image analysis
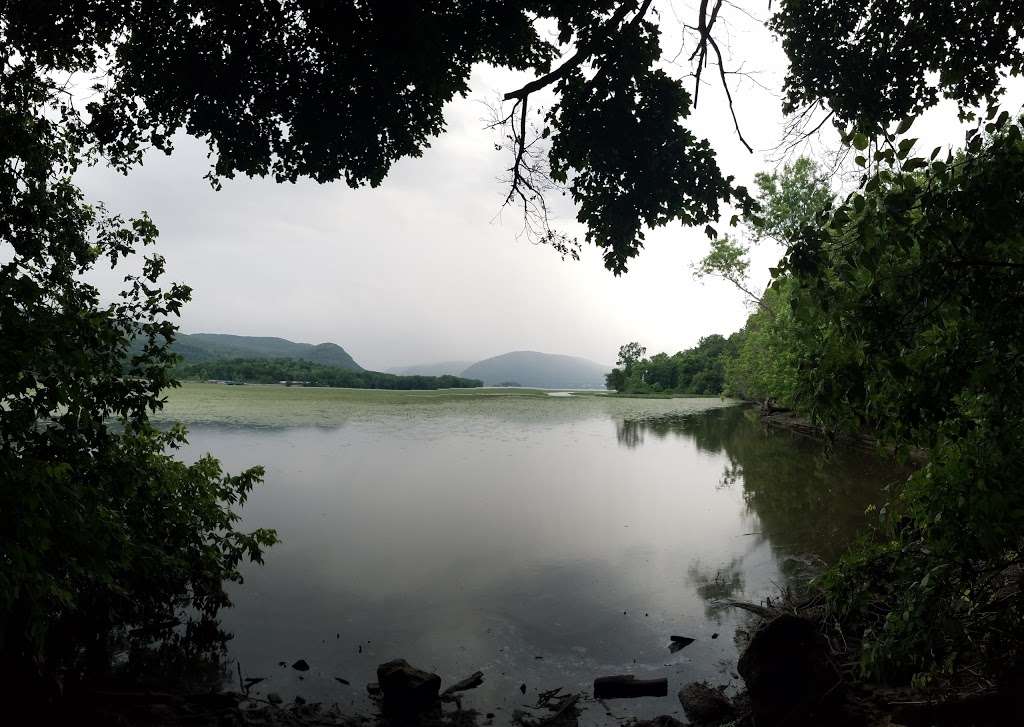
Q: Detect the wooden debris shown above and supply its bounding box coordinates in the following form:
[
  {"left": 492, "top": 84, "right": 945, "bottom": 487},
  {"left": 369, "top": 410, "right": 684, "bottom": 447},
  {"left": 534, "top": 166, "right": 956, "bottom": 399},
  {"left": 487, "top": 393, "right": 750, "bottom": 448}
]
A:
[
  {"left": 593, "top": 675, "right": 668, "bottom": 699},
  {"left": 441, "top": 670, "right": 484, "bottom": 699}
]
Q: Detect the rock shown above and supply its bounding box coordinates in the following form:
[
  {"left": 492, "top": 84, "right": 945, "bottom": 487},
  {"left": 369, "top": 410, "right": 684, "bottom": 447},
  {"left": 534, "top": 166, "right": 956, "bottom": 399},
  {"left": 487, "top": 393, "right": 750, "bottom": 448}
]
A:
[
  {"left": 669, "top": 635, "right": 695, "bottom": 653},
  {"left": 294, "top": 696, "right": 306, "bottom": 705},
  {"left": 334, "top": 677, "right": 350, "bottom": 686},
  {"left": 678, "top": 682, "right": 735, "bottom": 724},
  {"left": 366, "top": 682, "right": 381, "bottom": 696},
  {"left": 737, "top": 614, "right": 842, "bottom": 726},
  {"left": 376, "top": 659, "right": 441, "bottom": 712},
  {"left": 593, "top": 675, "right": 668, "bottom": 699},
  {"left": 267, "top": 693, "right": 283, "bottom": 705},
  {"left": 291, "top": 659, "right": 310, "bottom": 671},
  {"left": 519, "top": 683, "right": 526, "bottom": 694},
  {"left": 634, "top": 717, "right": 685, "bottom": 727}
]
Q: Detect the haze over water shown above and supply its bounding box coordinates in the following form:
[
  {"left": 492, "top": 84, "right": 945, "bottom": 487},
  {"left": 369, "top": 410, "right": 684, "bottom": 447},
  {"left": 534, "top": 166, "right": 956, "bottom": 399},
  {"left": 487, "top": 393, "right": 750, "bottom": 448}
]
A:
[{"left": 160, "top": 385, "right": 903, "bottom": 725}]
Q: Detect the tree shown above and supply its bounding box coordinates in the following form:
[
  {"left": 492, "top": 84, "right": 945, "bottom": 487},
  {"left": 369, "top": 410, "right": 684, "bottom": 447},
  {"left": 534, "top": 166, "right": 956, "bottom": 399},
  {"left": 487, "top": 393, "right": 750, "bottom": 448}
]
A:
[
  {"left": 723, "top": 279, "right": 803, "bottom": 407},
  {"left": 5, "top": 3, "right": 1019, "bottom": 273},
  {"left": 0, "top": 40, "right": 276, "bottom": 687},
  {"left": 773, "top": 1, "right": 1024, "bottom": 129},
  {"left": 777, "top": 113, "right": 1024, "bottom": 682},
  {"left": 616, "top": 342, "right": 647, "bottom": 372},
  {"left": 1, "top": 0, "right": 762, "bottom": 275},
  {"left": 694, "top": 157, "right": 833, "bottom": 307}
]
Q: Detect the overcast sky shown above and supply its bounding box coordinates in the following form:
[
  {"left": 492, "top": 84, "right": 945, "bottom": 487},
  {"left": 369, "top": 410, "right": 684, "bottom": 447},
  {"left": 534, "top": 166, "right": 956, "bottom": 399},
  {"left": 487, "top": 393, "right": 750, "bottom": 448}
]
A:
[{"left": 75, "top": 2, "right": 1017, "bottom": 372}]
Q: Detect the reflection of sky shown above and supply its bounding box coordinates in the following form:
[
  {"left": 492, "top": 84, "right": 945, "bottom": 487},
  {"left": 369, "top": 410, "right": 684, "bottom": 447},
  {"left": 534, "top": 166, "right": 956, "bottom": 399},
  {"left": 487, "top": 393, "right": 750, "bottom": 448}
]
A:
[{"left": 177, "top": 401, "right": 886, "bottom": 725}]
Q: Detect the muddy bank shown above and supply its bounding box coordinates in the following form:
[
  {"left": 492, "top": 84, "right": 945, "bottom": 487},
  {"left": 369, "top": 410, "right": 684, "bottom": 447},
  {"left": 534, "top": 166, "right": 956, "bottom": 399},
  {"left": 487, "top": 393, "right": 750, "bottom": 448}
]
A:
[
  {"left": 26, "top": 618, "right": 1023, "bottom": 727},
  {"left": 759, "top": 408, "right": 927, "bottom": 464}
]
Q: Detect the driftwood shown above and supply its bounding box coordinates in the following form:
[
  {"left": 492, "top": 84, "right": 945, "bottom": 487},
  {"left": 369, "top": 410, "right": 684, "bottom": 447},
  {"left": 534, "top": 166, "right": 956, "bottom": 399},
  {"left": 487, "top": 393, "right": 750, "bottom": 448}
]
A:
[
  {"left": 543, "top": 694, "right": 579, "bottom": 724},
  {"left": 593, "top": 675, "right": 668, "bottom": 699},
  {"left": 712, "top": 599, "right": 774, "bottom": 618},
  {"left": 441, "top": 671, "right": 484, "bottom": 699}
]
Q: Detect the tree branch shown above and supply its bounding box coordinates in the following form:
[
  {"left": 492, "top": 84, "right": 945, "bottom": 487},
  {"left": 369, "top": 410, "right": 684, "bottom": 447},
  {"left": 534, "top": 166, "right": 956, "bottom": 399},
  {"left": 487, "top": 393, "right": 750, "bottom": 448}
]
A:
[{"left": 503, "top": 1, "right": 652, "bottom": 101}]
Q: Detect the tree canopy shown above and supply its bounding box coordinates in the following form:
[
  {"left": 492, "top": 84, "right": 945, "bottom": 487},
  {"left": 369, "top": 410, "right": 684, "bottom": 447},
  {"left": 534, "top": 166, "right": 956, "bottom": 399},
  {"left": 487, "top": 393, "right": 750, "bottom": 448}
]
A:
[
  {"left": 774, "top": 0, "right": 1024, "bottom": 128},
  {"left": 5, "top": 2, "right": 1020, "bottom": 270},
  {"left": 0, "top": 67, "right": 276, "bottom": 683}
]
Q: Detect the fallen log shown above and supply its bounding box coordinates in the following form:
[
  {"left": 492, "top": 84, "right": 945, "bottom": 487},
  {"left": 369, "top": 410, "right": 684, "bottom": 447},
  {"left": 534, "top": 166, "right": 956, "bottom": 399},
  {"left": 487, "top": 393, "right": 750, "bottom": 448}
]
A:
[
  {"left": 441, "top": 671, "right": 484, "bottom": 699},
  {"left": 594, "top": 675, "right": 668, "bottom": 699}
]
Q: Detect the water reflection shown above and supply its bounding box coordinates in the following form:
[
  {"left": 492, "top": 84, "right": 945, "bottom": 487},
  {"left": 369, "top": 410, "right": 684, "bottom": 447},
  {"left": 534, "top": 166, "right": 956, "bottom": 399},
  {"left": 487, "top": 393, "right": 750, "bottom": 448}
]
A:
[
  {"left": 169, "top": 396, "right": 903, "bottom": 725},
  {"left": 615, "top": 407, "right": 907, "bottom": 561}
]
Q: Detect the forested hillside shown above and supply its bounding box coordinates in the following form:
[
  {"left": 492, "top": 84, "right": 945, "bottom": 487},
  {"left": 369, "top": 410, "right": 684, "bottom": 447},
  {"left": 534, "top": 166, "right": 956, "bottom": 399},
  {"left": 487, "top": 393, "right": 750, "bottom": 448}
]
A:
[
  {"left": 176, "top": 358, "right": 482, "bottom": 390},
  {"left": 154, "top": 333, "right": 364, "bottom": 370}
]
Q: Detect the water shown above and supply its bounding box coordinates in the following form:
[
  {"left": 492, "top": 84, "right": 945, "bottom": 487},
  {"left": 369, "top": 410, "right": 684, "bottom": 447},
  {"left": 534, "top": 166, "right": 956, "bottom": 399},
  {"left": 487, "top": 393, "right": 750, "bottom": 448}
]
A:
[{"left": 158, "top": 384, "right": 904, "bottom": 723}]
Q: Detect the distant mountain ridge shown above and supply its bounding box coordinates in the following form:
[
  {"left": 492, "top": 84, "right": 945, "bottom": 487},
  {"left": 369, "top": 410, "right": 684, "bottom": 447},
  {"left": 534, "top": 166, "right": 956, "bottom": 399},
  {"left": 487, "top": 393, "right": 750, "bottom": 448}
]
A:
[
  {"left": 168, "top": 333, "right": 363, "bottom": 370},
  {"left": 385, "top": 360, "right": 475, "bottom": 377},
  {"left": 460, "top": 350, "right": 609, "bottom": 389},
  {"left": 165, "top": 335, "right": 609, "bottom": 388}
]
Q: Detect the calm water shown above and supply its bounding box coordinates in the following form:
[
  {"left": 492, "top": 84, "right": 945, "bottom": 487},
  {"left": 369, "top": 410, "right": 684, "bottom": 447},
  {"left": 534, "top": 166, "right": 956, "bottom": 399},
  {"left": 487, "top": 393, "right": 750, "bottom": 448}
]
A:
[{"left": 158, "top": 384, "right": 903, "bottom": 724}]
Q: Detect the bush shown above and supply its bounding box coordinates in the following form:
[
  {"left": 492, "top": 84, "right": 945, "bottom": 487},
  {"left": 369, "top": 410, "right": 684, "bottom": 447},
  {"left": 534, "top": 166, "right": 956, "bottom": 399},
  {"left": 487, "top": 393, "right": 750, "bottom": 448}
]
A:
[{"left": 0, "top": 67, "right": 276, "bottom": 683}]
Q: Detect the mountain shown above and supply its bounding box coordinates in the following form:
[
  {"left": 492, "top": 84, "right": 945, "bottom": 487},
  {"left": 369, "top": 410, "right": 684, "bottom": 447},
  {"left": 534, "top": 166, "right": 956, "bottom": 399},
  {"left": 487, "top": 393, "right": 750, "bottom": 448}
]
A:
[
  {"left": 385, "top": 360, "right": 475, "bottom": 377},
  {"left": 168, "top": 333, "right": 363, "bottom": 370},
  {"left": 460, "top": 351, "right": 610, "bottom": 389}
]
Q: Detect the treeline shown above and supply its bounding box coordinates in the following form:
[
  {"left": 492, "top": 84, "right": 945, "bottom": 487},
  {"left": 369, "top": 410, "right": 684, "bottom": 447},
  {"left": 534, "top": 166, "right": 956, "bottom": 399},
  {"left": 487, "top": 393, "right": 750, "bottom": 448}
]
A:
[
  {"left": 176, "top": 358, "right": 483, "bottom": 390},
  {"left": 694, "top": 134, "right": 1024, "bottom": 684},
  {"left": 605, "top": 335, "right": 739, "bottom": 395}
]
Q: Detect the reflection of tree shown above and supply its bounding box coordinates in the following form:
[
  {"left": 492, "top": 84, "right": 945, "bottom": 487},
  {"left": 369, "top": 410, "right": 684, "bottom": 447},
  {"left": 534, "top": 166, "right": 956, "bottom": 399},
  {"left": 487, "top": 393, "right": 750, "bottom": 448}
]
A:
[
  {"left": 687, "top": 558, "right": 746, "bottom": 622},
  {"left": 614, "top": 407, "right": 910, "bottom": 562},
  {"left": 616, "top": 419, "right": 645, "bottom": 449}
]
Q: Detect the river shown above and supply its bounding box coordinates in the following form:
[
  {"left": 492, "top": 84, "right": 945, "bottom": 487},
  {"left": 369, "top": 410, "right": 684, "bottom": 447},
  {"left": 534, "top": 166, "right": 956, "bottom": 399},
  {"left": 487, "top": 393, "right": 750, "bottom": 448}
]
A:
[{"left": 156, "top": 383, "right": 904, "bottom": 724}]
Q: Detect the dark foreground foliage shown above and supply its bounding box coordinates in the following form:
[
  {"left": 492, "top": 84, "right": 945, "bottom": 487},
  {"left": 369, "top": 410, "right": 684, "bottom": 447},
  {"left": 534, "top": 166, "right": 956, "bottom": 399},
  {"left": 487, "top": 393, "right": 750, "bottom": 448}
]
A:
[
  {"left": 177, "top": 358, "right": 483, "bottom": 390},
  {"left": 785, "top": 115, "right": 1024, "bottom": 685},
  {"left": 0, "top": 36, "right": 276, "bottom": 689}
]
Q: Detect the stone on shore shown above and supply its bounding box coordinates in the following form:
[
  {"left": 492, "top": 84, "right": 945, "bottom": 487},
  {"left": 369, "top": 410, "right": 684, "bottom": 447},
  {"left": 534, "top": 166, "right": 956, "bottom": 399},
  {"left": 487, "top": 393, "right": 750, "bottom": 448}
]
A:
[
  {"left": 678, "top": 681, "right": 735, "bottom": 724},
  {"left": 376, "top": 659, "right": 442, "bottom": 712}
]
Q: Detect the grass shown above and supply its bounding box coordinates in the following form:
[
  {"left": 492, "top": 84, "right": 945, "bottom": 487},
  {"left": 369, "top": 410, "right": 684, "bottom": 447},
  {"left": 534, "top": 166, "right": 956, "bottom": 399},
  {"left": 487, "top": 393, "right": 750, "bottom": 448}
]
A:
[
  {"left": 154, "top": 382, "right": 742, "bottom": 428},
  {"left": 572, "top": 390, "right": 726, "bottom": 400}
]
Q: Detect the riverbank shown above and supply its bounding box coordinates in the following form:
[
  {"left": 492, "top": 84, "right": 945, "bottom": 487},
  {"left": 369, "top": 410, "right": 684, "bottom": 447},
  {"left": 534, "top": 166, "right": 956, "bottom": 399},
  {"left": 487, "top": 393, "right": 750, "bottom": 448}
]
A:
[{"left": 31, "top": 612, "right": 1021, "bottom": 727}]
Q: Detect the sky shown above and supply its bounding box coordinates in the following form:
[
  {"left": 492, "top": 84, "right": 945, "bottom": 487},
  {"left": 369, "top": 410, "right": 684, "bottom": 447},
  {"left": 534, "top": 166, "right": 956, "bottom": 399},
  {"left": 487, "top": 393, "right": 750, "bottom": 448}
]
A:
[{"left": 73, "top": 2, "right": 1018, "bottom": 372}]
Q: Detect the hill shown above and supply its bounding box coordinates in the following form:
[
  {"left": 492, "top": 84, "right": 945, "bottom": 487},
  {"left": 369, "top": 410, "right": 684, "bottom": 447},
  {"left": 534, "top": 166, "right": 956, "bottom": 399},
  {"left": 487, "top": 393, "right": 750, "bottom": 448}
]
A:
[
  {"left": 385, "top": 360, "right": 475, "bottom": 377},
  {"left": 176, "top": 358, "right": 481, "bottom": 390},
  {"left": 167, "top": 333, "right": 363, "bottom": 370},
  {"left": 460, "top": 351, "right": 610, "bottom": 389}
]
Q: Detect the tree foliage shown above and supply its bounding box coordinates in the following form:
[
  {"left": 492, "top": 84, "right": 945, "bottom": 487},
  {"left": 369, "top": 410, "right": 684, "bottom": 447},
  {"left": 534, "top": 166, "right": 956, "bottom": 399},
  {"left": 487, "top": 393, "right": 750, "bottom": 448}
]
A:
[
  {"left": 722, "top": 279, "right": 802, "bottom": 407},
  {"left": 695, "top": 157, "right": 833, "bottom": 306},
  {"left": 775, "top": 114, "right": 1024, "bottom": 682},
  {"left": 0, "top": 34, "right": 276, "bottom": 683},
  {"left": 773, "top": 0, "right": 1024, "bottom": 128},
  {"left": 606, "top": 335, "right": 737, "bottom": 395},
  {"left": 1, "top": 0, "right": 758, "bottom": 273}
]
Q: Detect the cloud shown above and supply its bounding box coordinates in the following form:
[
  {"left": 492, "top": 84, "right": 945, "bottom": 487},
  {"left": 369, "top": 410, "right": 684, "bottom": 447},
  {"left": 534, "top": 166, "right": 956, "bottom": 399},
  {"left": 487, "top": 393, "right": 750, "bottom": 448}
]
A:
[{"left": 73, "top": 7, "right": 814, "bottom": 372}]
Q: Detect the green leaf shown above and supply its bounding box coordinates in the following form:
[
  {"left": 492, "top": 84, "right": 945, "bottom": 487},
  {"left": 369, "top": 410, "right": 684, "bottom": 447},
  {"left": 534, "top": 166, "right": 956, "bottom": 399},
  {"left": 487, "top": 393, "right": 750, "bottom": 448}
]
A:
[
  {"left": 896, "top": 117, "right": 914, "bottom": 134},
  {"left": 852, "top": 132, "right": 869, "bottom": 150}
]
